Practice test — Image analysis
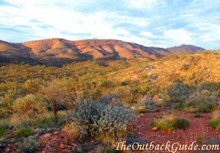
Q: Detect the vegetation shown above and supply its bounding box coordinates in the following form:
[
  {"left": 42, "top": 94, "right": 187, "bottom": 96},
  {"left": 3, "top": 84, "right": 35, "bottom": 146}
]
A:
[
  {"left": 209, "top": 110, "right": 220, "bottom": 130},
  {"left": 17, "top": 138, "right": 42, "bottom": 153},
  {"left": 12, "top": 94, "right": 46, "bottom": 118},
  {"left": 15, "top": 127, "right": 35, "bottom": 138},
  {"left": 151, "top": 114, "right": 190, "bottom": 131},
  {"left": 0, "top": 124, "right": 8, "bottom": 137},
  {"left": 0, "top": 52, "right": 219, "bottom": 151},
  {"left": 71, "top": 95, "right": 136, "bottom": 146}
]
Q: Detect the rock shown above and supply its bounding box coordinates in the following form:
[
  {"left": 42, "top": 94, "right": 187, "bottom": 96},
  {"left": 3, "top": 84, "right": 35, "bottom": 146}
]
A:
[
  {"left": 130, "top": 106, "right": 136, "bottom": 111},
  {"left": 141, "top": 100, "right": 154, "bottom": 105},
  {"left": 201, "top": 89, "right": 210, "bottom": 95},
  {"left": 152, "top": 95, "right": 160, "bottom": 102},
  {"left": 151, "top": 127, "right": 158, "bottom": 131},
  {"left": 29, "top": 135, "right": 37, "bottom": 139},
  {"left": 53, "top": 131, "right": 59, "bottom": 135},
  {"left": 41, "top": 133, "right": 52, "bottom": 140},
  {"left": 34, "top": 128, "right": 42, "bottom": 133},
  {"left": 126, "top": 137, "right": 148, "bottom": 146},
  {"left": 216, "top": 96, "right": 220, "bottom": 102},
  {"left": 79, "top": 142, "right": 100, "bottom": 152},
  {"left": 60, "top": 143, "right": 66, "bottom": 149},
  {"left": 141, "top": 95, "right": 152, "bottom": 102},
  {"left": 206, "top": 138, "right": 220, "bottom": 144}
]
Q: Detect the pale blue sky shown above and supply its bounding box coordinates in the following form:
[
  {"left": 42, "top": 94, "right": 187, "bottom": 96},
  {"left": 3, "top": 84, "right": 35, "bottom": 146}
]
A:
[{"left": 0, "top": 0, "right": 220, "bottom": 49}]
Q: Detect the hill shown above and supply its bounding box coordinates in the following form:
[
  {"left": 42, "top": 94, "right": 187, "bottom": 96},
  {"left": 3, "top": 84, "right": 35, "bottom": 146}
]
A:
[
  {"left": 167, "top": 44, "right": 205, "bottom": 54},
  {"left": 0, "top": 38, "right": 206, "bottom": 66},
  {"left": 0, "top": 38, "right": 171, "bottom": 66}
]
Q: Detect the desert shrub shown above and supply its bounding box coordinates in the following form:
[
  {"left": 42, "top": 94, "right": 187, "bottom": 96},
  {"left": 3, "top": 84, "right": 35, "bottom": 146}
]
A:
[
  {"left": 17, "top": 117, "right": 56, "bottom": 129},
  {"left": 17, "top": 138, "right": 41, "bottom": 153},
  {"left": 15, "top": 127, "right": 35, "bottom": 138},
  {"left": 0, "top": 93, "right": 15, "bottom": 117},
  {"left": 71, "top": 96, "right": 136, "bottom": 146},
  {"left": 12, "top": 111, "right": 67, "bottom": 129},
  {"left": 12, "top": 94, "right": 47, "bottom": 118},
  {"left": 196, "top": 135, "right": 205, "bottom": 143},
  {"left": 194, "top": 113, "right": 203, "bottom": 118},
  {"left": 168, "top": 82, "right": 190, "bottom": 103},
  {"left": 186, "top": 96, "right": 217, "bottom": 113},
  {"left": 0, "top": 125, "right": 8, "bottom": 137},
  {"left": 99, "top": 80, "right": 115, "bottom": 89},
  {"left": 200, "top": 82, "right": 220, "bottom": 93},
  {"left": 151, "top": 114, "right": 190, "bottom": 131},
  {"left": 24, "top": 79, "right": 41, "bottom": 92},
  {"left": 115, "top": 85, "right": 141, "bottom": 105},
  {"left": 63, "top": 123, "right": 79, "bottom": 142},
  {"left": 209, "top": 111, "right": 220, "bottom": 130},
  {"left": 0, "top": 107, "right": 11, "bottom": 117},
  {"left": 209, "top": 117, "right": 220, "bottom": 130}
]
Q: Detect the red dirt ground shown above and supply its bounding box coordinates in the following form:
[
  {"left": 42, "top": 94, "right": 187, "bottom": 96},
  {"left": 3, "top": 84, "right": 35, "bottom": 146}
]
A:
[{"left": 130, "top": 110, "right": 220, "bottom": 153}]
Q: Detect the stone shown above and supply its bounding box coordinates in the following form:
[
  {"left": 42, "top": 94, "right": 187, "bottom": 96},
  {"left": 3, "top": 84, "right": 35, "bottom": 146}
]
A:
[
  {"left": 126, "top": 137, "right": 148, "bottom": 146},
  {"left": 53, "top": 131, "right": 59, "bottom": 135},
  {"left": 151, "top": 127, "right": 158, "bottom": 131},
  {"left": 60, "top": 143, "right": 66, "bottom": 149},
  {"left": 152, "top": 95, "right": 160, "bottom": 102}
]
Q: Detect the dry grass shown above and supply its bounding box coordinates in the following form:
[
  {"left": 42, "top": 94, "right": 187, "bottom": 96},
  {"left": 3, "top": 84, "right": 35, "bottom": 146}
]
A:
[{"left": 63, "top": 123, "right": 79, "bottom": 142}]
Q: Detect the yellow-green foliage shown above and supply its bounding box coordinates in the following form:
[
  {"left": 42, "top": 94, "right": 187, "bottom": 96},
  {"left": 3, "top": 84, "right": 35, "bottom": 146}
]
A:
[
  {"left": 151, "top": 114, "right": 190, "bottom": 131},
  {"left": 12, "top": 94, "right": 46, "bottom": 118},
  {"left": 209, "top": 110, "right": 220, "bottom": 130},
  {"left": 0, "top": 52, "right": 219, "bottom": 116}
]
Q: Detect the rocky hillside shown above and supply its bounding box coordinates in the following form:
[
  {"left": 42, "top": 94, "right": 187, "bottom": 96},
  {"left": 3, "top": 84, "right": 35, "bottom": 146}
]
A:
[{"left": 0, "top": 39, "right": 205, "bottom": 66}]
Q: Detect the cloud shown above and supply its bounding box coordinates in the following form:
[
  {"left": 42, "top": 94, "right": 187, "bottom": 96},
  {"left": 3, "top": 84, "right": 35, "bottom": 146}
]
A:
[
  {"left": 0, "top": 0, "right": 220, "bottom": 49},
  {"left": 0, "top": 1, "right": 150, "bottom": 44},
  {"left": 139, "top": 31, "right": 154, "bottom": 37},
  {"left": 164, "top": 29, "right": 192, "bottom": 44},
  {"left": 124, "top": 0, "right": 161, "bottom": 9}
]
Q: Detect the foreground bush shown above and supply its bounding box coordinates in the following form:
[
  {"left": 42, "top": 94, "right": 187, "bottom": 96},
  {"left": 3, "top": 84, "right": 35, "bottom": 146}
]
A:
[
  {"left": 209, "top": 111, "right": 220, "bottom": 130},
  {"left": 151, "top": 114, "right": 190, "bottom": 131},
  {"left": 15, "top": 127, "right": 34, "bottom": 138},
  {"left": 17, "top": 138, "right": 41, "bottom": 153},
  {"left": 185, "top": 94, "right": 218, "bottom": 113},
  {"left": 0, "top": 125, "right": 8, "bottom": 137},
  {"left": 63, "top": 123, "right": 79, "bottom": 142},
  {"left": 70, "top": 96, "right": 136, "bottom": 146},
  {"left": 12, "top": 94, "right": 46, "bottom": 118},
  {"left": 168, "top": 82, "right": 190, "bottom": 103}
]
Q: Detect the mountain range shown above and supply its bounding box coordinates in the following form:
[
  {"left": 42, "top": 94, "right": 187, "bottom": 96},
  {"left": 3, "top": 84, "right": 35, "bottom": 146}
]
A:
[{"left": 0, "top": 38, "right": 205, "bottom": 66}]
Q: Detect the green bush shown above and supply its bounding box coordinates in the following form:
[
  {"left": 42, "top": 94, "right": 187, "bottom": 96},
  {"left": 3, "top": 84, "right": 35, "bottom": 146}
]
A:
[
  {"left": 209, "top": 117, "right": 220, "bottom": 130},
  {"left": 17, "top": 138, "right": 41, "bottom": 153},
  {"left": 151, "top": 115, "right": 190, "bottom": 131},
  {"left": 196, "top": 136, "right": 205, "bottom": 143},
  {"left": 15, "top": 127, "right": 35, "bottom": 138},
  {"left": 0, "top": 125, "right": 8, "bottom": 137},
  {"left": 71, "top": 96, "right": 136, "bottom": 146},
  {"left": 168, "top": 82, "right": 190, "bottom": 103},
  {"left": 186, "top": 96, "right": 217, "bottom": 113}
]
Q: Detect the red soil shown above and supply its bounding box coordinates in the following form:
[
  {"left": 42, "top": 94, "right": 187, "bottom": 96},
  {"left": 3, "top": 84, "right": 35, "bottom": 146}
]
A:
[{"left": 130, "top": 110, "right": 220, "bottom": 153}]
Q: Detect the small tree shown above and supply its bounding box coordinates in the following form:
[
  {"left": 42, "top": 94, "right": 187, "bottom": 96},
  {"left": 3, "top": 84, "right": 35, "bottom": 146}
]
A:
[
  {"left": 40, "top": 79, "right": 77, "bottom": 123},
  {"left": 12, "top": 94, "right": 46, "bottom": 118}
]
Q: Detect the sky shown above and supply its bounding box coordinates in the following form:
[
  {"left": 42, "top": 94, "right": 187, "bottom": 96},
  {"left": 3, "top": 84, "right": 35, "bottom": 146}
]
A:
[{"left": 0, "top": 0, "right": 220, "bottom": 49}]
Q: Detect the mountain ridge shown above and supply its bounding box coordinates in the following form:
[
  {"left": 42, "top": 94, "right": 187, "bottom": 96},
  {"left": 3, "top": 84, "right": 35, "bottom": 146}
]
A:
[{"left": 0, "top": 38, "right": 205, "bottom": 66}]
